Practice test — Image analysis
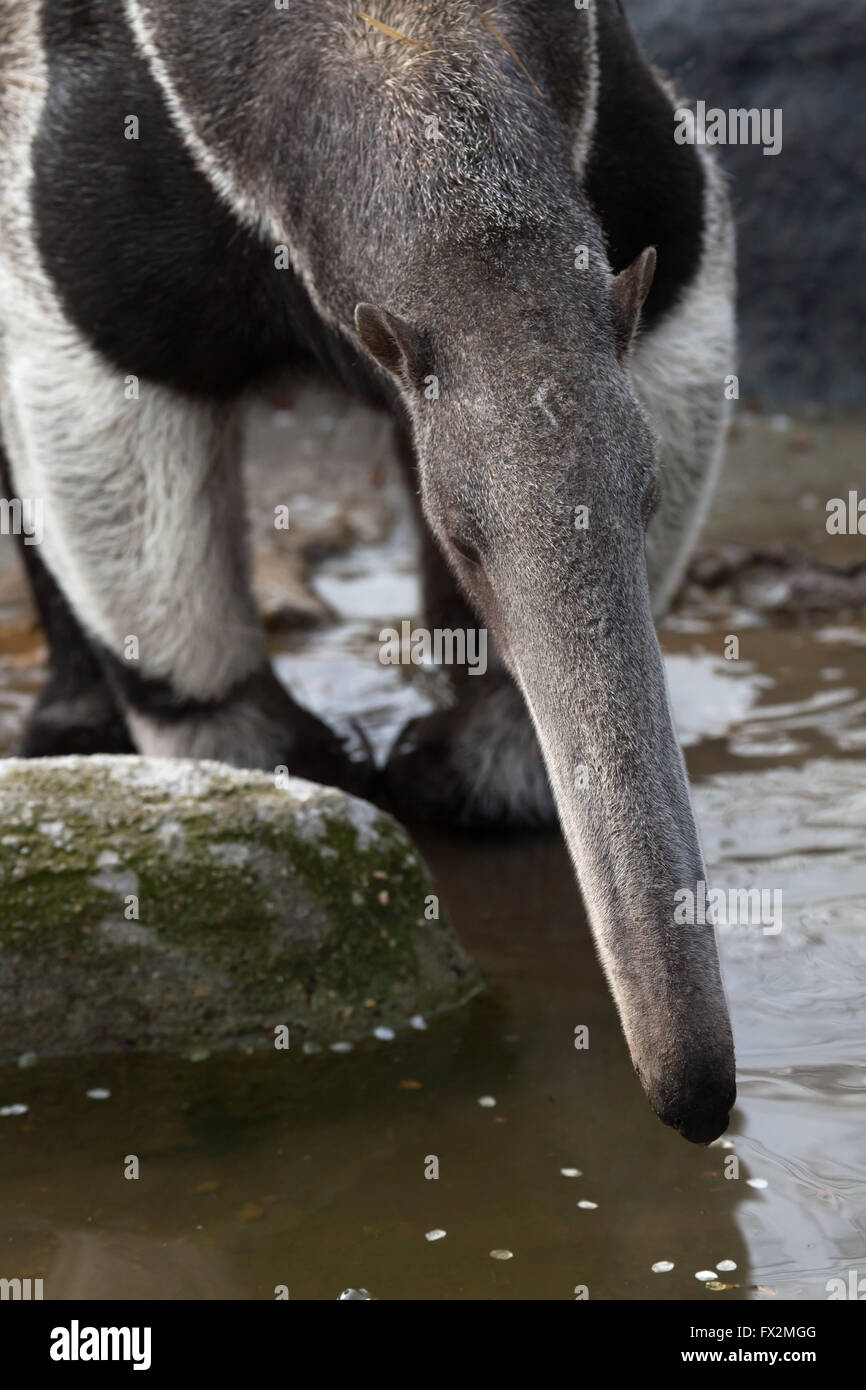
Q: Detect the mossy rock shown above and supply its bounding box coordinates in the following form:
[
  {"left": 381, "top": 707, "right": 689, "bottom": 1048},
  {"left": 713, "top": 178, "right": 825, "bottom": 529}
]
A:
[{"left": 0, "top": 756, "right": 482, "bottom": 1060}]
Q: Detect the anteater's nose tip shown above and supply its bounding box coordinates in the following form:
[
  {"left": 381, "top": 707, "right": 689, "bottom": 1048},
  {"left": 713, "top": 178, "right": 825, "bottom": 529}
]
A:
[
  {"left": 673, "top": 1104, "right": 733, "bottom": 1146},
  {"left": 652, "top": 1079, "right": 737, "bottom": 1146}
]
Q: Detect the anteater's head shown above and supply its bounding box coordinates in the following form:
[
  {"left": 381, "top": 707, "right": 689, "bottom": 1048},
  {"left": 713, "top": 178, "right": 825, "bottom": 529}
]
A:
[
  {"left": 355, "top": 234, "right": 734, "bottom": 1144},
  {"left": 328, "top": 2, "right": 735, "bottom": 1144}
]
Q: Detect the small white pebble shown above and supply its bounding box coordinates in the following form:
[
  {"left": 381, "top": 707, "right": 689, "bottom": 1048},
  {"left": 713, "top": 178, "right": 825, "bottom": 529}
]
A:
[
  {"left": 409, "top": 1015, "right": 427, "bottom": 1031},
  {"left": 373, "top": 1026, "right": 395, "bottom": 1041},
  {"left": 652, "top": 1261, "right": 675, "bottom": 1274},
  {"left": 577, "top": 1200, "right": 598, "bottom": 1210},
  {"left": 330, "top": 1041, "right": 354, "bottom": 1054},
  {"left": 425, "top": 1229, "right": 447, "bottom": 1242},
  {"left": 716, "top": 1259, "right": 737, "bottom": 1272},
  {"left": 709, "top": 1137, "right": 735, "bottom": 1149},
  {"left": 560, "top": 1168, "right": 582, "bottom": 1178},
  {"left": 17, "top": 1052, "right": 38, "bottom": 1070},
  {"left": 746, "top": 1178, "right": 768, "bottom": 1189},
  {"left": 705, "top": 1281, "right": 729, "bottom": 1291},
  {"left": 86, "top": 1088, "right": 110, "bottom": 1101},
  {"left": 302, "top": 1041, "right": 322, "bottom": 1055},
  {"left": 695, "top": 1270, "right": 717, "bottom": 1281},
  {"left": 477, "top": 1096, "right": 497, "bottom": 1108},
  {"left": 489, "top": 1249, "right": 513, "bottom": 1261},
  {"left": 0, "top": 1104, "right": 28, "bottom": 1117}
]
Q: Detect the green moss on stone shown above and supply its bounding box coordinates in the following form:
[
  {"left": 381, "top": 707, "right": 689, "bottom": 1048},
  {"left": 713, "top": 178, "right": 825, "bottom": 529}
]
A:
[{"left": 0, "top": 756, "right": 480, "bottom": 1056}]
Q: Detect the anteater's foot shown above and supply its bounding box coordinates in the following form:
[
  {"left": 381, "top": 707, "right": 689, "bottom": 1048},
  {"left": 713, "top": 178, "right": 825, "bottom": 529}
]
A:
[
  {"left": 382, "top": 677, "right": 555, "bottom": 829},
  {"left": 17, "top": 684, "right": 136, "bottom": 758}
]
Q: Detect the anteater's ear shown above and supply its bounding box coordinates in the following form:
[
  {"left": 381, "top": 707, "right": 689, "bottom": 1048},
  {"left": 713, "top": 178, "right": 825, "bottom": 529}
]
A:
[
  {"left": 354, "top": 303, "right": 426, "bottom": 390},
  {"left": 611, "top": 246, "right": 657, "bottom": 357}
]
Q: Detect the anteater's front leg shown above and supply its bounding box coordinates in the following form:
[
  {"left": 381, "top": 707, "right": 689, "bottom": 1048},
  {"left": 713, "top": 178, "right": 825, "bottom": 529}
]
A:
[
  {"left": 1, "top": 431, "right": 133, "bottom": 757},
  {"left": 1, "top": 330, "right": 362, "bottom": 791}
]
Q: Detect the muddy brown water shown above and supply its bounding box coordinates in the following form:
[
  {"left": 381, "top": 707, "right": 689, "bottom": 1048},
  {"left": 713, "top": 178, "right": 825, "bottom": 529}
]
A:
[{"left": 0, "top": 410, "right": 864, "bottom": 1301}]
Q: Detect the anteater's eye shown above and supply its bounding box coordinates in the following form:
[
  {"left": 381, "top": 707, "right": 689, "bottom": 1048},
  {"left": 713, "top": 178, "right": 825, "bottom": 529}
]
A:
[
  {"left": 448, "top": 534, "right": 483, "bottom": 567},
  {"left": 641, "top": 478, "right": 661, "bottom": 527}
]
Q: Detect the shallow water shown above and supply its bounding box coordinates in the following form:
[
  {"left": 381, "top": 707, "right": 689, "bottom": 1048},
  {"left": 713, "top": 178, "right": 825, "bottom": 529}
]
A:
[
  {"left": 1, "top": 606, "right": 864, "bottom": 1299},
  {"left": 0, "top": 413, "right": 864, "bottom": 1301}
]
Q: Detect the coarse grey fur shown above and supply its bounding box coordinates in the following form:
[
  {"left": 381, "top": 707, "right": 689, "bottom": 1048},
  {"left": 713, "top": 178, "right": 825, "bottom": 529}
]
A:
[{"left": 0, "top": 0, "right": 736, "bottom": 1142}]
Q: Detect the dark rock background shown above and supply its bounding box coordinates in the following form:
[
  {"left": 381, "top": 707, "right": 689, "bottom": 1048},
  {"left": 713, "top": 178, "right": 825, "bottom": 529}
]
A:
[{"left": 629, "top": 0, "right": 866, "bottom": 405}]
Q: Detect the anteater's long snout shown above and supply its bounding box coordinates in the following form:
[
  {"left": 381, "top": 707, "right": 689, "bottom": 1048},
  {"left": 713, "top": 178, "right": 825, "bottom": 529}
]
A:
[{"left": 509, "top": 547, "right": 736, "bottom": 1144}]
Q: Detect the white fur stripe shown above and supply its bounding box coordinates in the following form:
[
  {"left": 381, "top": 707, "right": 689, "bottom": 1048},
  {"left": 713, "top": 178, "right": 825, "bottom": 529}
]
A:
[{"left": 123, "top": 0, "right": 356, "bottom": 356}]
